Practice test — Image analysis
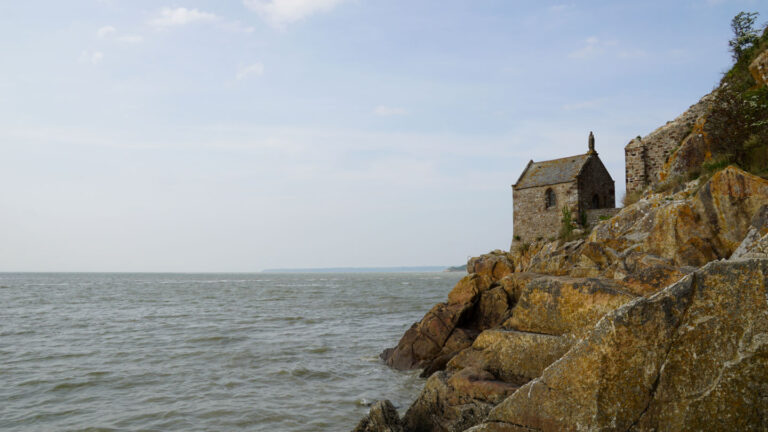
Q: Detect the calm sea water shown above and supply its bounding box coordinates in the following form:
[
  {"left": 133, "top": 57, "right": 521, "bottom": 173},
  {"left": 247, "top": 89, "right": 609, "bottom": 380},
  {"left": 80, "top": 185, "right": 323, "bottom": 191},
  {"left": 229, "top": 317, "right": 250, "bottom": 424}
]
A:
[{"left": 0, "top": 272, "right": 464, "bottom": 431}]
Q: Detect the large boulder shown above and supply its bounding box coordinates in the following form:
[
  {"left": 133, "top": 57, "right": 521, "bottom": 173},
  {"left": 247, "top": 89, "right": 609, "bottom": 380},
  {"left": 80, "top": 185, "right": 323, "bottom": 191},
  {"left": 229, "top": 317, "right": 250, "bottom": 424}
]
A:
[
  {"left": 402, "top": 370, "right": 517, "bottom": 432},
  {"left": 382, "top": 301, "right": 475, "bottom": 370},
  {"left": 501, "top": 276, "right": 636, "bottom": 337},
  {"left": 474, "top": 259, "right": 768, "bottom": 431},
  {"left": 353, "top": 400, "right": 403, "bottom": 432},
  {"left": 383, "top": 255, "right": 518, "bottom": 371},
  {"left": 586, "top": 166, "right": 768, "bottom": 271},
  {"left": 447, "top": 329, "right": 575, "bottom": 386}
]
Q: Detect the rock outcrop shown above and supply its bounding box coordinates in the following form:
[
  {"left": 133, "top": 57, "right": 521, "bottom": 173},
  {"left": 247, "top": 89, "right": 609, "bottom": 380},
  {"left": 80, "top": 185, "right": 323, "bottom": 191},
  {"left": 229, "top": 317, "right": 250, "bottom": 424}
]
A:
[
  {"left": 750, "top": 48, "right": 768, "bottom": 87},
  {"left": 472, "top": 258, "right": 768, "bottom": 431},
  {"left": 353, "top": 400, "right": 404, "bottom": 432},
  {"left": 356, "top": 165, "right": 768, "bottom": 432}
]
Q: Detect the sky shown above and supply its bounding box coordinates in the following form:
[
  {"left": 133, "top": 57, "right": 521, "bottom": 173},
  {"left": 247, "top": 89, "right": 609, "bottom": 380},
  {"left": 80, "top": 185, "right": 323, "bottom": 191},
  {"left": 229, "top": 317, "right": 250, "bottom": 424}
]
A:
[{"left": 1, "top": 0, "right": 766, "bottom": 272}]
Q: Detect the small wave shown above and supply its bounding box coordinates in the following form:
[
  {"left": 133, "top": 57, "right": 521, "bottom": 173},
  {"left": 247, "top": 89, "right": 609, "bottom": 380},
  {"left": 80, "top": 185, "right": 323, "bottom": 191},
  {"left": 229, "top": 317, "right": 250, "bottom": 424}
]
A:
[
  {"left": 197, "top": 408, "right": 238, "bottom": 419},
  {"left": 51, "top": 381, "right": 95, "bottom": 392},
  {"left": 17, "top": 378, "right": 52, "bottom": 387},
  {"left": 277, "top": 367, "right": 334, "bottom": 380},
  {"left": 185, "top": 335, "right": 247, "bottom": 344},
  {"left": 307, "top": 346, "right": 330, "bottom": 354}
]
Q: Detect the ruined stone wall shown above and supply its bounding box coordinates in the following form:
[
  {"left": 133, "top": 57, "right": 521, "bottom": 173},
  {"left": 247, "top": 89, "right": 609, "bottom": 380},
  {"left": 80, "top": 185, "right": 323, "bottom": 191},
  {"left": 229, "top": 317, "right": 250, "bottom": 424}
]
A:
[
  {"left": 625, "top": 142, "right": 647, "bottom": 195},
  {"left": 625, "top": 137, "right": 679, "bottom": 195},
  {"left": 513, "top": 182, "right": 578, "bottom": 242},
  {"left": 577, "top": 156, "right": 615, "bottom": 213},
  {"left": 624, "top": 95, "right": 713, "bottom": 195}
]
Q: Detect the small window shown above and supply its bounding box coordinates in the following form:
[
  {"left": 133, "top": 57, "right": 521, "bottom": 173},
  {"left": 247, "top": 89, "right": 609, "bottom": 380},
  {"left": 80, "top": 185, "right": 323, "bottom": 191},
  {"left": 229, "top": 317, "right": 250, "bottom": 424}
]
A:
[
  {"left": 545, "top": 188, "right": 556, "bottom": 209},
  {"left": 592, "top": 194, "right": 600, "bottom": 209}
]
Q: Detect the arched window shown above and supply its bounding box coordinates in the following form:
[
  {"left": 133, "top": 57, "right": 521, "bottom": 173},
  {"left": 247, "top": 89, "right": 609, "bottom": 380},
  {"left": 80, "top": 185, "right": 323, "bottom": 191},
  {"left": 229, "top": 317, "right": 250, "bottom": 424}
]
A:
[
  {"left": 592, "top": 194, "right": 600, "bottom": 209},
  {"left": 545, "top": 188, "right": 556, "bottom": 209}
]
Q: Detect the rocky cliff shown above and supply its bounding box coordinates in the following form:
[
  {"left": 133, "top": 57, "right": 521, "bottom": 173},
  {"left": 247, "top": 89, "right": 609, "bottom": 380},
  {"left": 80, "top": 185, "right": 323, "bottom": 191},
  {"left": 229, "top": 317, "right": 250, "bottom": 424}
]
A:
[
  {"left": 354, "top": 44, "right": 768, "bottom": 432},
  {"left": 354, "top": 165, "right": 768, "bottom": 432}
]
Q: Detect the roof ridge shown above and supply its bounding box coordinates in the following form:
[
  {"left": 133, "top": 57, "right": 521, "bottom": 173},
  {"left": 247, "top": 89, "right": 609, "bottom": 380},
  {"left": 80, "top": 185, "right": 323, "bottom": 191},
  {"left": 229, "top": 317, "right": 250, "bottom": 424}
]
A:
[
  {"left": 530, "top": 153, "right": 589, "bottom": 165},
  {"left": 513, "top": 152, "right": 592, "bottom": 190}
]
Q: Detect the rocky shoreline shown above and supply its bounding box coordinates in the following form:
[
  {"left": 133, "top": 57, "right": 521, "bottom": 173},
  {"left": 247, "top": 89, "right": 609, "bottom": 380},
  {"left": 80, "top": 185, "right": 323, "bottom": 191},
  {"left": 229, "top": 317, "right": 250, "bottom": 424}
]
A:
[
  {"left": 353, "top": 40, "right": 768, "bottom": 431},
  {"left": 354, "top": 167, "right": 768, "bottom": 432}
]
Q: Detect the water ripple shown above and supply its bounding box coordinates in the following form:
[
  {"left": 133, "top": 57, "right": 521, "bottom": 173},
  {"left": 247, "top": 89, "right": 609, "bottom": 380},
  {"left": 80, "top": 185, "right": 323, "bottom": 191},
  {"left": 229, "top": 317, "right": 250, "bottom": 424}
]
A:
[{"left": 0, "top": 272, "right": 464, "bottom": 431}]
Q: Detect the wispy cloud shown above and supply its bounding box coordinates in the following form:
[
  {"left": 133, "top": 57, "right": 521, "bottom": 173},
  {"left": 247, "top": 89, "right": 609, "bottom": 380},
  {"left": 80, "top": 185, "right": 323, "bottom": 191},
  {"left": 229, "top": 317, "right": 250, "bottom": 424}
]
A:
[
  {"left": 79, "top": 50, "right": 104, "bottom": 65},
  {"left": 237, "top": 63, "right": 265, "bottom": 80},
  {"left": 243, "top": 0, "right": 348, "bottom": 27},
  {"left": 117, "top": 35, "right": 144, "bottom": 43},
  {"left": 97, "top": 25, "right": 144, "bottom": 43},
  {"left": 148, "top": 7, "right": 254, "bottom": 33},
  {"left": 97, "top": 25, "right": 117, "bottom": 38},
  {"left": 149, "top": 7, "right": 219, "bottom": 28},
  {"left": 548, "top": 4, "right": 574, "bottom": 13},
  {"left": 568, "top": 36, "right": 620, "bottom": 59},
  {"left": 618, "top": 49, "right": 648, "bottom": 59},
  {"left": 373, "top": 106, "right": 408, "bottom": 116}
]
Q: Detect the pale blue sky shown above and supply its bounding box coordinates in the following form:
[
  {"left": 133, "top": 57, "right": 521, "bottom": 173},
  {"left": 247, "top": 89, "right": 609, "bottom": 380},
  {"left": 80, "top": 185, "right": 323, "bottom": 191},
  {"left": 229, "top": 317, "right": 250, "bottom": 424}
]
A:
[{"left": 1, "top": 0, "right": 765, "bottom": 271}]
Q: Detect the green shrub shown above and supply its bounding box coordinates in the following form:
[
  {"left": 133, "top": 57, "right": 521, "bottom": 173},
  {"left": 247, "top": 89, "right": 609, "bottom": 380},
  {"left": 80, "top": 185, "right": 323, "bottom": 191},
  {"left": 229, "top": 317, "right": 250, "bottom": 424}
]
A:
[
  {"left": 559, "top": 206, "right": 574, "bottom": 241},
  {"left": 704, "top": 12, "right": 768, "bottom": 175},
  {"left": 654, "top": 176, "right": 686, "bottom": 194},
  {"left": 702, "top": 155, "right": 733, "bottom": 174},
  {"left": 622, "top": 190, "right": 643, "bottom": 207}
]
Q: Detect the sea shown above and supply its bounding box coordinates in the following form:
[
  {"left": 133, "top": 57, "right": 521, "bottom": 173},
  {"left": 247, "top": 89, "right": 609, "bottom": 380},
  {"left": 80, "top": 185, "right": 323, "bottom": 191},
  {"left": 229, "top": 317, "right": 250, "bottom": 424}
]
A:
[{"left": 1, "top": 272, "right": 465, "bottom": 431}]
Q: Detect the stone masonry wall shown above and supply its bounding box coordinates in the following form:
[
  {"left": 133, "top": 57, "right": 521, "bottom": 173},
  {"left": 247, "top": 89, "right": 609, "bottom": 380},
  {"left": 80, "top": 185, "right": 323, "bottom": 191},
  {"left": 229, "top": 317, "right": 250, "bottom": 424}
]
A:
[
  {"left": 577, "top": 157, "right": 615, "bottom": 212},
  {"left": 624, "top": 94, "right": 713, "bottom": 195},
  {"left": 513, "top": 182, "right": 578, "bottom": 242},
  {"left": 625, "top": 144, "right": 647, "bottom": 195}
]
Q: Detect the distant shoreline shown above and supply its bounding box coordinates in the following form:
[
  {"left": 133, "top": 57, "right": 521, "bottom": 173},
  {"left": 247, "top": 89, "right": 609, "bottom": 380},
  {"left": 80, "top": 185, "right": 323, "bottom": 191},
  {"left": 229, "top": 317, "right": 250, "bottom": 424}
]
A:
[{"left": 261, "top": 266, "right": 464, "bottom": 274}]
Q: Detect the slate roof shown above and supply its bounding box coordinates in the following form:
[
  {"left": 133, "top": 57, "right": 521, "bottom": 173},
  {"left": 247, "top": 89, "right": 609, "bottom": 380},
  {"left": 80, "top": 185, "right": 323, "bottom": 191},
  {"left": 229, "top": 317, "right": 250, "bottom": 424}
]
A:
[{"left": 513, "top": 154, "right": 591, "bottom": 189}]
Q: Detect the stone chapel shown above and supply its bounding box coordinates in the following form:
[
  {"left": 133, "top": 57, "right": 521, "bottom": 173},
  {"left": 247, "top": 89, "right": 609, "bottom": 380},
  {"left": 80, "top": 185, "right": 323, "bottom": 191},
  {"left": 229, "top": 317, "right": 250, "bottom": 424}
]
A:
[{"left": 512, "top": 132, "right": 616, "bottom": 242}]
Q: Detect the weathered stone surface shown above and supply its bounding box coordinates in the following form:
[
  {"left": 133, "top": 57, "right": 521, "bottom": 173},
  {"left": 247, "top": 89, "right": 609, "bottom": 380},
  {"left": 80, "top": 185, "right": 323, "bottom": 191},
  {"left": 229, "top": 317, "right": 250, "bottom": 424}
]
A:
[
  {"left": 403, "top": 370, "right": 517, "bottom": 432},
  {"left": 583, "top": 167, "right": 768, "bottom": 272},
  {"left": 465, "top": 423, "right": 539, "bottom": 432},
  {"left": 477, "top": 259, "right": 768, "bottom": 431},
  {"left": 382, "top": 301, "right": 473, "bottom": 370},
  {"left": 663, "top": 114, "right": 712, "bottom": 181},
  {"left": 470, "top": 287, "right": 510, "bottom": 330},
  {"left": 693, "top": 166, "right": 768, "bottom": 254},
  {"left": 502, "top": 276, "right": 635, "bottom": 337},
  {"left": 738, "top": 232, "right": 768, "bottom": 259},
  {"left": 749, "top": 48, "right": 768, "bottom": 87},
  {"left": 447, "top": 329, "right": 575, "bottom": 386},
  {"left": 384, "top": 253, "right": 519, "bottom": 371},
  {"left": 467, "top": 252, "right": 515, "bottom": 281},
  {"left": 625, "top": 93, "right": 713, "bottom": 193},
  {"left": 352, "top": 400, "right": 403, "bottom": 432}
]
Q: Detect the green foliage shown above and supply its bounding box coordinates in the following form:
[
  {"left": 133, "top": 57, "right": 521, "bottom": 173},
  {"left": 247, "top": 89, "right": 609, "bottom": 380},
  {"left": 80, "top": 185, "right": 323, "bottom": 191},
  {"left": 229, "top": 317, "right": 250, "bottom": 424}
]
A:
[
  {"left": 704, "top": 12, "right": 768, "bottom": 178},
  {"left": 516, "top": 241, "right": 530, "bottom": 253},
  {"left": 622, "top": 190, "right": 643, "bottom": 207},
  {"left": 559, "top": 206, "right": 574, "bottom": 240},
  {"left": 514, "top": 235, "right": 521, "bottom": 242},
  {"left": 729, "top": 12, "right": 760, "bottom": 61},
  {"left": 654, "top": 175, "right": 686, "bottom": 194},
  {"left": 599, "top": 215, "right": 610, "bottom": 221},
  {"left": 702, "top": 155, "right": 733, "bottom": 174}
]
